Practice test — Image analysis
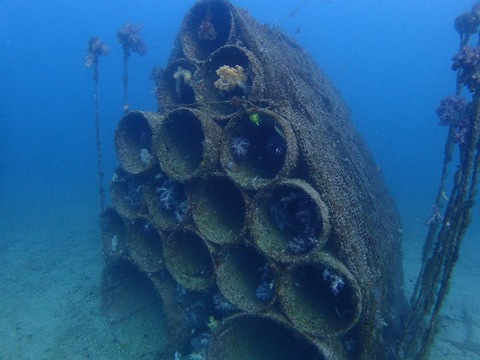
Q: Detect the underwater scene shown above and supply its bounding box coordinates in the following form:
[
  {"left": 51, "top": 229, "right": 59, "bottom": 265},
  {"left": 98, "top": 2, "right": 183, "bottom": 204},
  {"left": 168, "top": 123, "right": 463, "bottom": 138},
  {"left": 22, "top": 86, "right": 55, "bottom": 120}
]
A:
[{"left": 1, "top": 0, "right": 480, "bottom": 359}]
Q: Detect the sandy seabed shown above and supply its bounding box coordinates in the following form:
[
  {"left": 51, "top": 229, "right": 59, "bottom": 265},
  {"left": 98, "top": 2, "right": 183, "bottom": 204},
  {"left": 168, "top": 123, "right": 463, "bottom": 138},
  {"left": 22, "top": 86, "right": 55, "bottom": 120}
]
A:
[
  {"left": 0, "top": 200, "right": 479, "bottom": 360},
  {"left": 0, "top": 201, "right": 167, "bottom": 360},
  {"left": 400, "top": 202, "right": 480, "bottom": 360}
]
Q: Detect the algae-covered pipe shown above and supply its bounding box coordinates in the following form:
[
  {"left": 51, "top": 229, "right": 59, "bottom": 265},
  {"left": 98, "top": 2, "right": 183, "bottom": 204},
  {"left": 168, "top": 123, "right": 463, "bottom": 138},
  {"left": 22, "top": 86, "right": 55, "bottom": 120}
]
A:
[
  {"left": 179, "top": 0, "right": 235, "bottom": 62},
  {"left": 143, "top": 171, "right": 190, "bottom": 232},
  {"left": 110, "top": 167, "right": 147, "bottom": 220},
  {"left": 249, "top": 178, "right": 331, "bottom": 263},
  {"left": 162, "top": 227, "right": 216, "bottom": 291},
  {"left": 115, "top": 111, "right": 162, "bottom": 175},
  {"left": 221, "top": 109, "right": 298, "bottom": 190},
  {"left": 278, "top": 253, "right": 362, "bottom": 338},
  {"left": 156, "top": 58, "right": 198, "bottom": 110},
  {"left": 153, "top": 107, "right": 223, "bottom": 182},
  {"left": 208, "top": 312, "right": 345, "bottom": 360},
  {"left": 125, "top": 218, "right": 164, "bottom": 274},
  {"left": 215, "top": 244, "right": 277, "bottom": 313},
  {"left": 190, "top": 175, "right": 246, "bottom": 245},
  {"left": 100, "top": 207, "right": 128, "bottom": 259}
]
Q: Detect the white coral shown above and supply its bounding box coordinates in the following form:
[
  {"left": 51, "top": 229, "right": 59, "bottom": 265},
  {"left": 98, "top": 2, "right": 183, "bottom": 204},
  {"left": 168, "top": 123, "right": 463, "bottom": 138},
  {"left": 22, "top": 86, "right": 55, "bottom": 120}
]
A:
[
  {"left": 173, "top": 66, "right": 193, "bottom": 96},
  {"left": 189, "top": 351, "right": 206, "bottom": 360},
  {"left": 140, "top": 148, "right": 153, "bottom": 165},
  {"left": 231, "top": 136, "right": 250, "bottom": 158},
  {"left": 111, "top": 235, "right": 118, "bottom": 252},
  {"left": 111, "top": 172, "right": 125, "bottom": 183},
  {"left": 322, "top": 268, "right": 345, "bottom": 296}
]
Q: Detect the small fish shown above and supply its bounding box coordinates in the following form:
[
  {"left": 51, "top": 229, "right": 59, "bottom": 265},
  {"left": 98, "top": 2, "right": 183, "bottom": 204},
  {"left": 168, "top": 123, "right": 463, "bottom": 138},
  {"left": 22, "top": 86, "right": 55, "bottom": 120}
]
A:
[{"left": 249, "top": 112, "right": 261, "bottom": 126}]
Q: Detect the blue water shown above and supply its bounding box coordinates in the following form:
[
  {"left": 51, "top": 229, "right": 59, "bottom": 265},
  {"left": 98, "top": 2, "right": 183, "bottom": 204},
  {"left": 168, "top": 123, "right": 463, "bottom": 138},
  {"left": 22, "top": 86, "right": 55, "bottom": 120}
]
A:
[
  {"left": 1, "top": 0, "right": 479, "bottom": 358},
  {"left": 0, "top": 0, "right": 472, "bottom": 219}
]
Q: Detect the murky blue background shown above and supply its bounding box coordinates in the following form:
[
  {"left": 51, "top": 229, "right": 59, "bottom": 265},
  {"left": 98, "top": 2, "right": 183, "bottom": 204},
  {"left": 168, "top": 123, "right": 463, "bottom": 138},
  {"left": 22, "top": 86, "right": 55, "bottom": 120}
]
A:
[{"left": 1, "top": 0, "right": 474, "bottom": 223}]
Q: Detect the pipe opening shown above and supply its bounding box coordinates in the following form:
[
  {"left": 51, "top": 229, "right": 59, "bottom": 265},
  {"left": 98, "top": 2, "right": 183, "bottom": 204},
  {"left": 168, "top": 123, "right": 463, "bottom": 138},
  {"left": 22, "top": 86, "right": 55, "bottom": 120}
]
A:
[
  {"left": 111, "top": 168, "right": 146, "bottom": 219},
  {"left": 192, "top": 176, "right": 245, "bottom": 245},
  {"left": 208, "top": 314, "right": 327, "bottom": 360},
  {"left": 267, "top": 188, "right": 323, "bottom": 254},
  {"left": 100, "top": 208, "right": 127, "bottom": 259},
  {"left": 280, "top": 260, "right": 361, "bottom": 336},
  {"left": 251, "top": 179, "right": 330, "bottom": 263},
  {"left": 155, "top": 109, "right": 205, "bottom": 182},
  {"left": 197, "top": 46, "right": 254, "bottom": 103},
  {"left": 224, "top": 111, "right": 288, "bottom": 189},
  {"left": 216, "top": 245, "right": 277, "bottom": 313},
  {"left": 163, "top": 229, "right": 215, "bottom": 291},
  {"left": 182, "top": 1, "right": 233, "bottom": 61},
  {"left": 115, "top": 111, "right": 159, "bottom": 174},
  {"left": 158, "top": 59, "right": 197, "bottom": 107},
  {"left": 144, "top": 171, "right": 189, "bottom": 231},
  {"left": 126, "top": 219, "right": 164, "bottom": 274},
  {"left": 100, "top": 260, "right": 168, "bottom": 353}
]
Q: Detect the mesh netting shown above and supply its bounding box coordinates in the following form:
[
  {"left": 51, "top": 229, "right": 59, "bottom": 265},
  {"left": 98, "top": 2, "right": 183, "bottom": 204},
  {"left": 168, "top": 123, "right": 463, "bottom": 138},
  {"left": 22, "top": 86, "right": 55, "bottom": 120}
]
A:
[{"left": 103, "top": 1, "right": 406, "bottom": 358}]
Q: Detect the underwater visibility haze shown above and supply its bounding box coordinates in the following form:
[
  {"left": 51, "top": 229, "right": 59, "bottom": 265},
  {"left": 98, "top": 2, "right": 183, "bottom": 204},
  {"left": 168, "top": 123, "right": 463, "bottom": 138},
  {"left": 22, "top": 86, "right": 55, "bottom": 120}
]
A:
[{"left": 1, "top": 0, "right": 480, "bottom": 359}]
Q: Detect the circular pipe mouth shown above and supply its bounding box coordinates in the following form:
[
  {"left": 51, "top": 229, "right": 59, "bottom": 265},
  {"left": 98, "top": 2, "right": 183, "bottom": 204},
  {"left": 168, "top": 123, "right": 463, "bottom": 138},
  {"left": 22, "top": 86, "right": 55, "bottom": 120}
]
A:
[
  {"left": 126, "top": 219, "right": 164, "bottom": 274},
  {"left": 222, "top": 110, "right": 297, "bottom": 190},
  {"left": 216, "top": 245, "right": 277, "bottom": 313},
  {"left": 144, "top": 171, "right": 189, "bottom": 231},
  {"left": 110, "top": 168, "right": 146, "bottom": 220},
  {"left": 181, "top": 1, "right": 233, "bottom": 62},
  {"left": 208, "top": 313, "right": 329, "bottom": 360},
  {"left": 100, "top": 259, "right": 167, "bottom": 345},
  {"left": 279, "top": 256, "right": 362, "bottom": 337},
  {"left": 250, "top": 179, "right": 330, "bottom": 263},
  {"left": 157, "top": 58, "right": 197, "bottom": 107},
  {"left": 163, "top": 228, "right": 215, "bottom": 291},
  {"left": 191, "top": 176, "right": 245, "bottom": 245},
  {"left": 115, "top": 111, "right": 161, "bottom": 175},
  {"left": 193, "top": 45, "right": 262, "bottom": 112},
  {"left": 204, "top": 46, "right": 252, "bottom": 99},
  {"left": 154, "top": 108, "right": 221, "bottom": 182},
  {"left": 100, "top": 208, "right": 127, "bottom": 259},
  {"left": 155, "top": 109, "right": 204, "bottom": 181}
]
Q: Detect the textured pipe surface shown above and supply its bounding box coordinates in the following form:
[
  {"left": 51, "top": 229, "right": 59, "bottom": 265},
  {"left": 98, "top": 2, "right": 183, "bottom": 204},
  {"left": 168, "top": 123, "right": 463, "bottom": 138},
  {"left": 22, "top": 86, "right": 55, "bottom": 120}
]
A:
[{"left": 104, "top": 1, "right": 406, "bottom": 358}]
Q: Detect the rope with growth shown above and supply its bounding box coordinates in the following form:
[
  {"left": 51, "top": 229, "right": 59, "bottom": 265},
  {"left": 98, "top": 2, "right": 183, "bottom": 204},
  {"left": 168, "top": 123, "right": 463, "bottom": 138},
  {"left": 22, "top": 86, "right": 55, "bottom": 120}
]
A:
[
  {"left": 397, "top": 4, "right": 480, "bottom": 358},
  {"left": 85, "top": 37, "right": 109, "bottom": 213},
  {"left": 117, "top": 23, "right": 147, "bottom": 114}
]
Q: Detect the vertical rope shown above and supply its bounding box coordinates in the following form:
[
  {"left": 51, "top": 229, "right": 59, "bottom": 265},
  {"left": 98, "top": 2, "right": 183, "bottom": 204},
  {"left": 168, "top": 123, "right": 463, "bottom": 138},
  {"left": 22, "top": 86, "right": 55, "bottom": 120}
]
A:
[
  {"left": 416, "top": 96, "right": 480, "bottom": 359},
  {"left": 397, "top": 8, "right": 480, "bottom": 357},
  {"left": 117, "top": 23, "right": 147, "bottom": 114},
  {"left": 122, "top": 51, "right": 129, "bottom": 113},
  {"left": 85, "top": 37, "right": 108, "bottom": 214},
  {"left": 94, "top": 61, "right": 106, "bottom": 213}
]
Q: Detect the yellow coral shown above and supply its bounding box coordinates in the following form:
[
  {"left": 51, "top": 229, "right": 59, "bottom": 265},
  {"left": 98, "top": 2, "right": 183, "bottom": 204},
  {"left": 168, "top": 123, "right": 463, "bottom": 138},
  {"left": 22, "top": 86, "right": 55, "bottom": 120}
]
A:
[{"left": 214, "top": 65, "right": 249, "bottom": 94}]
